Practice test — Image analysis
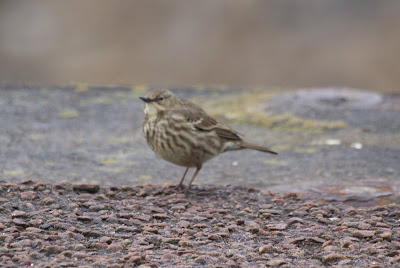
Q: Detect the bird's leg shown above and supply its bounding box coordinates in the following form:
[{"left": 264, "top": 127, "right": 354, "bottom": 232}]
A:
[
  {"left": 185, "top": 165, "right": 202, "bottom": 194},
  {"left": 175, "top": 167, "right": 190, "bottom": 191}
]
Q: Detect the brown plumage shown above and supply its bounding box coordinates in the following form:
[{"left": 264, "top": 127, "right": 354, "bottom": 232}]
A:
[{"left": 140, "top": 89, "right": 277, "bottom": 193}]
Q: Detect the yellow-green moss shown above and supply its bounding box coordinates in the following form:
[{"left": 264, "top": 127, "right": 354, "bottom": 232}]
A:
[
  {"left": 140, "top": 174, "right": 152, "bottom": 181},
  {"left": 72, "top": 178, "right": 98, "bottom": 184},
  {"left": 3, "top": 170, "right": 24, "bottom": 176},
  {"left": 194, "top": 91, "right": 346, "bottom": 132},
  {"left": 99, "top": 157, "right": 120, "bottom": 165},
  {"left": 263, "top": 159, "right": 288, "bottom": 166},
  {"left": 131, "top": 84, "right": 149, "bottom": 94},
  {"left": 57, "top": 109, "right": 79, "bottom": 118},
  {"left": 75, "top": 83, "right": 91, "bottom": 92}
]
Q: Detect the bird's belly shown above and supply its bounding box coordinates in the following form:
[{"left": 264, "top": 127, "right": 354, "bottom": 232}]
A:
[{"left": 143, "top": 120, "right": 222, "bottom": 167}]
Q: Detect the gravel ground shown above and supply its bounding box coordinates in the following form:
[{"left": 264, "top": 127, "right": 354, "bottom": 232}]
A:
[{"left": 0, "top": 180, "right": 399, "bottom": 267}]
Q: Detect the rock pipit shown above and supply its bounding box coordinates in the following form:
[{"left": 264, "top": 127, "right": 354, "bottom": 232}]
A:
[{"left": 140, "top": 89, "right": 277, "bottom": 193}]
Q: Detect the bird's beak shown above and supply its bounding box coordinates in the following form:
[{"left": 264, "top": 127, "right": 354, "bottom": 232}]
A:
[{"left": 139, "top": 97, "right": 153, "bottom": 103}]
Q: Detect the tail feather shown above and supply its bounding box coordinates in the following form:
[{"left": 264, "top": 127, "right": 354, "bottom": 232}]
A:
[{"left": 239, "top": 141, "right": 278, "bottom": 155}]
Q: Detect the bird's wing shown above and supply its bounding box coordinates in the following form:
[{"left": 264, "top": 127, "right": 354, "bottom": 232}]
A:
[{"left": 171, "top": 104, "right": 242, "bottom": 141}]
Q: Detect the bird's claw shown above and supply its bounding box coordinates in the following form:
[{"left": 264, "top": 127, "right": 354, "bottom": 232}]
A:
[{"left": 174, "top": 184, "right": 185, "bottom": 192}]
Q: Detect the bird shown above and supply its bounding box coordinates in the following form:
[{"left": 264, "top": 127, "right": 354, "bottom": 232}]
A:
[{"left": 139, "top": 88, "right": 277, "bottom": 193}]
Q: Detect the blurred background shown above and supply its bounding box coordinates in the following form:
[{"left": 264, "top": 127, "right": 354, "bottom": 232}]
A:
[{"left": 0, "top": 0, "right": 399, "bottom": 92}]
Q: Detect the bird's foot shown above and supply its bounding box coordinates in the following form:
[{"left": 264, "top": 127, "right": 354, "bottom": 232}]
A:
[
  {"left": 174, "top": 183, "right": 185, "bottom": 192},
  {"left": 184, "top": 186, "right": 194, "bottom": 196}
]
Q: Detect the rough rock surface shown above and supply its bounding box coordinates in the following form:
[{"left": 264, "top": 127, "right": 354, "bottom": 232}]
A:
[{"left": 0, "top": 180, "right": 399, "bottom": 267}]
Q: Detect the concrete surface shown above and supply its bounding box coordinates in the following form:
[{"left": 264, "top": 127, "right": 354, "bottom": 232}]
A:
[{"left": 1, "top": 85, "right": 399, "bottom": 205}]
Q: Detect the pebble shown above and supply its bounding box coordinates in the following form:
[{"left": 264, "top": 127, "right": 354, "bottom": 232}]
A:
[
  {"left": 77, "top": 216, "right": 92, "bottom": 222},
  {"left": 322, "top": 253, "right": 344, "bottom": 263},
  {"left": 258, "top": 245, "right": 274, "bottom": 254},
  {"left": 11, "top": 210, "right": 27, "bottom": 218},
  {"left": 20, "top": 191, "right": 38, "bottom": 200},
  {"left": 267, "top": 259, "right": 286, "bottom": 266},
  {"left": 106, "top": 244, "right": 124, "bottom": 252},
  {"left": 178, "top": 240, "right": 193, "bottom": 247},
  {"left": 287, "top": 217, "right": 304, "bottom": 225},
  {"left": 265, "top": 223, "right": 288, "bottom": 231},
  {"left": 379, "top": 231, "right": 392, "bottom": 239},
  {"left": 44, "top": 245, "right": 65, "bottom": 256},
  {"left": 0, "top": 181, "right": 398, "bottom": 267},
  {"left": 177, "top": 220, "right": 190, "bottom": 228},
  {"left": 352, "top": 230, "right": 376, "bottom": 238},
  {"left": 72, "top": 184, "right": 100, "bottom": 194},
  {"left": 41, "top": 197, "right": 56, "bottom": 205},
  {"left": 152, "top": 213, "right": 168, "bottom": 219}
]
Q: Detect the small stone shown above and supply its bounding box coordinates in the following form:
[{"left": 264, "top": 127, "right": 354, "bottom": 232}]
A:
[
  {"left": 41, "top": 197, "right": 56, "bottom": 205},
  {"left": 358, "top": 222, "right": 371, "bottom": 230},
  {"left": 265, "top": 223, "right": 288, "bottom": 231},
  {"left": 322, "top": 240, "right": 332, "bottom": 248},
  {"left": 77, "top": 216, "right": 92, "bottom": 222},
  {"left": 143, "top": 227, "right": 158, "bottom": 234},
  {"left": 379, "top": 230, "right": 392, "bottom": 239},
  {"left": 44, "top": 245, "right": 65, "bottom": 256},
  {"left": 352, "top": 230, "right": 376, "bottom": 238},
  {"left": 231, "top": 243, "right": 243, "bottom": 249},
  {"left": 170, "top": 205, "right": 186, "bottom": 211},
  {"left": 322, "top": 253, "right": 344, "bottom": 263},
  {"left": 259, "top": 245, "right": 274, "bottom": 254},
  {"left": 73, "top": 208, "right": 82, "bottom": 216},
  {"left": 163, "top": 237, "right": 180, "bottom": 244},
  {"left": 72, "top": 244, "right": 85, "bottom": 250},
  {"left": 236, "top": 219, "right": 245, "bottom": 225},
  {"left": 73, "top": 184, "right": 100, "bottom": 193},
  {"left": 9, "top": 239, "right": 31, "bottom": 248},
  {"left": 153, "top": 213, "right": 168, "bottom": 219},
  {"left": 81, "top": 230, "right": 101, "bottom": 238},
  {"left": 11, "top": 210, "right": 27, "bottom": 218},
  {"left": 178, "top": 240, "right": 193, "bottom": 247},
  {"left": 162, "top": 253, "right": 177, "bottom": 260},
  {"left": 60, "top": 250, "right": 74, "bottom": 258},
  {"left": 225, "top": 249, "right": 235, "bottom": 257},
  {"left": 12, "top": 218, "right": 28, "bottom": 227},
  {"left": 20, "top": 191, "right": 38, "bottom": 200},
  {"left": 91, "top": 242, "right": 108, "bottom": 250},
  {"left": 177, "top": 220, "right": 190, "bottom": 228},
  {"left": 100, "top": 236, "right": 112, "bottom": 244},
  {"left": 307, "top": 237, "right": 325, "bottom": 244},
  {"left": 267, "top": 259, "right": 286, "bottom": 266},
  {"left": 207, "top": 234, "right": 221, "bottom": 240},
  {"left": 376, "top": 222, "right": 388, "bottom": 228},
  {"left": 72, "top": 252, "right": 88, "bottom": 259},
  {"left": 129, "top": 255, "right": 142, "bottom": 264},
  {"left": 259, "top": 209, "right": 281, "bottom": 215},
  {"left": 287, "top": 217, "right": 304, "bottom": 225},
  {"left": 107, "top": 244, "right": 123, "bottom": 252},
  {"left": 195, "top": 256, "right": 211, "bottom": 265},
  {"left": 338, "top": 259, "right": 352, "bottom": 265}
]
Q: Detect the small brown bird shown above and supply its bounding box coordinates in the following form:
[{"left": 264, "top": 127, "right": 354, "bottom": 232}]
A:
[{"left": 140, "top": 89, "right": 277, "bottom": 193}]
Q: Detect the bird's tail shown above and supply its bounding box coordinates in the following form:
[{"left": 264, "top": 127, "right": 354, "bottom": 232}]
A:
[{"left": 239, "top": 141, "right": 278, "bottom": 155}]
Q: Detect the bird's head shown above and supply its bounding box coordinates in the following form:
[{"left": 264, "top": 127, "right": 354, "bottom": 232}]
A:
[{"left": 139, "top": 89, "right": 177, "bottom": 116}]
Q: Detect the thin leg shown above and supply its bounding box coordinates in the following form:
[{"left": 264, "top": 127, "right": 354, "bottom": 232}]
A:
[
  {"left": 175, "top": 167, "right": 190, "bottom": 190},
  {"left": 185, "top": 165, "right": 202, "bottom": 194}
]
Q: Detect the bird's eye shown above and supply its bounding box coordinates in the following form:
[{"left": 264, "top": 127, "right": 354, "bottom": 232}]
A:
[{"left": 158, "top": 96, "right": 164, "bottom": 101}]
